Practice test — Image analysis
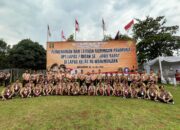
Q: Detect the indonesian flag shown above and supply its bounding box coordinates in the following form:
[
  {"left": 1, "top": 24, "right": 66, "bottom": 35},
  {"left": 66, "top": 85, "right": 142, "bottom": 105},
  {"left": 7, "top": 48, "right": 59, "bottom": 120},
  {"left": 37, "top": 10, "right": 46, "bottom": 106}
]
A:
[
  {"left": 61, "top": 30, "right": 66, "bottom": 40},
  {"left": 75, "top": 19, "right": 80, "bottom": 32},
  {"left": 124, "top": 19, "right": 134, "bottom": 31}
]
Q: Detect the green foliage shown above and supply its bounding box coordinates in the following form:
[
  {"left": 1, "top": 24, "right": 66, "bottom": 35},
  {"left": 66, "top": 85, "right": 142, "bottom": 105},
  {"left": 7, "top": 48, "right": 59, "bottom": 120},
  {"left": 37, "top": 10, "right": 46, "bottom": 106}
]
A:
[
  {"left": 8, "top": 39, "right": 46, "bottom": 69},
  {"left": 115, "top": 34, "right": 133, "bottom": 40},
  {"left": 133, "top": 16, "right": 179, "bottom": 64},
  {"left": 67, "top": 34, "right": 75, "bottom": 41},
  {"left": 102, "top": 34, "right": 113, "bottom": 41},
  {"left": 0, "top": 39, "right": 10, "bottom": 68}
]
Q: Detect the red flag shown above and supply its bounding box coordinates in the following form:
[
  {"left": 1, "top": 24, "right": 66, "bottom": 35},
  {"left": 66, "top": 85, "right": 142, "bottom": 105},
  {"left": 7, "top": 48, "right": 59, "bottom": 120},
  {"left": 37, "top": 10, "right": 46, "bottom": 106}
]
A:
[
  {"left": 124, "top": 19, "right": 134, "bottom": 31},
  {"left": 61, "top": 30, "right": 66, "bottom": 40},
  {"left": 75, "top": 19, "right": 80, "bottom": 32}
]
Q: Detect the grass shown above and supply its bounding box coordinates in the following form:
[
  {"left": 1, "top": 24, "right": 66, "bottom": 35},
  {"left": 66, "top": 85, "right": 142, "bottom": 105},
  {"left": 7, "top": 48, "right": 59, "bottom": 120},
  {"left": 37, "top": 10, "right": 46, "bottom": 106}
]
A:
[{"left": 0, "top": 84, "right": 180, "bottom": 130}]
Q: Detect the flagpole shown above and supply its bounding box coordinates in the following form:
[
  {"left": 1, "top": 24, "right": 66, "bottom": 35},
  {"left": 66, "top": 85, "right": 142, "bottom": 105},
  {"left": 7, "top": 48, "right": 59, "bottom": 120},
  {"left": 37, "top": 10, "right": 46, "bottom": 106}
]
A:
[
  {"left": 61, "top": 31, "right": 62, "bottom": 41},
  {"left": 75, "top": 29, "right": 76, "bottom": 41},
  {"left": 47, "top": 27, "right": 48, "bottom": 42},
  {"left": 103, "top": 30, "right": 105, "bottom": 40}
]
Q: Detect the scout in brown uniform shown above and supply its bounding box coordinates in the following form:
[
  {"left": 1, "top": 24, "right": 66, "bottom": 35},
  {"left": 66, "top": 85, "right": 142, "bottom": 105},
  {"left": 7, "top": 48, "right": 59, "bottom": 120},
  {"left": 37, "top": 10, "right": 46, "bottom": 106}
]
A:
[
  {"left": 137, "top": 82, "right": 147, "bottom": 99},
  {"left": 97, "top": 69, "right": 102, "bottom": 84},
  {"left": 147, "top": 81, "right": 159, "bottom": 101},
  {"left": 122, "top": 83, "right": 131, "bottom": 98},
  {"left": 20, "top": 85, "right": 31, "bottom": 98},
  {"left": 85, "top": 72, "right": 91, "bottom": 89},
  {"left": 22, "top": 70, "right": 31, "bottom": 86},
  {"left": 134, "top": 70, "right": 141, "bottom": 82},
  {"left": 114, "top": 73, "right": 119, "bottom": 85},
  {"left": 96, "top": 82, "right": 105, "bottom": 96},
  {"left": 66, "top": 71, "right": 72, "bottom": 83},
  {"left": 103, "top": 73, "right": 109, "bottom": 84},
  {"left": 141, "top": 70, "right": 149, "bottom": 85},
  {"left": 43, "top": 81, "right": 52, "bottom": 96},
  {"left": 31, "top": 70, "right": 37, "bottom": 85},
  {"left": 149, "top": 70, "right": 158, "bottom": 84},
  {"left": 57, "top": 71, "right": 63, "bottom": 82},
  {"left": 64, "top": 82, "right": 73, "bottom": 96},
  {"left": 1, "top": 85, "right": 14, "bottom": 100},
  {"left": 109, "top": 73, "right": 114, "bottom": 87},
  {"left": 78, "top": 70, "right": 85, "bottom": 87},
  {"left": 158, "top": 86, "right": 174, "bottom": 104},
  {"left": 55, "top": 82, "right": 63, "bottom": 95},
  {"left": 88, "top": 83, "right": 96, "bottom": 96},
  {"left": 12, "top": 80, "right": 22, "bottom": 96},
  {"left": 91, "top": 70, "right": 97, "bottom": 86},
  {"left": 79, "top": 83, "right": 88, "bottom": 95},
  {"left": 113, "top": 83, "right": 122, "bottom": 96},
  {"left": 36, "top": 74, "right": 44, "bottom": 84},
  {"left": 127, "top": 73, "right": 133, "bottom": 86},
  {"left": 33, "top": 84, "right": 42, "bottom": 97},
  {"left": 130, "top": 83, "right": 138, "bottom": 98},
  {"left": 105, "top": 83, "right": 113, "bottom": 96},
  {"left": 71, "top": 82, "right": 80, "bottom": 95},
  {"left": 25, "top": 80, "right": 35, "bottom": 95}
]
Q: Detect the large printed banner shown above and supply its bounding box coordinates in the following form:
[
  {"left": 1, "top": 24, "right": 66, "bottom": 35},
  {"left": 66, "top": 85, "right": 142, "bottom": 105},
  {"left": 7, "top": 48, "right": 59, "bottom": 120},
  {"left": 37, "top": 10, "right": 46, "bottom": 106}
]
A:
[{"left": 47, "top": 40, "right": 137, "bottom": 72}]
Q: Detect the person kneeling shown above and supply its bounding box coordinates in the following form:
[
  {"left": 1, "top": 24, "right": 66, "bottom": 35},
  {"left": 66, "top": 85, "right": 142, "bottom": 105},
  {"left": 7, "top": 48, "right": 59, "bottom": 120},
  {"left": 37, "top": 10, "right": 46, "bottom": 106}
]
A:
[
  {"left": 158, "top": 86, "right": 174, "bottom": 104},
  {"left": 96, "top": 82, "right": 105, "bottom": 96},
  {"left": 33, "top": 84, "right": 42, "bottom": 97},
  {"left": 88, "top": 83, "right": 96, "bottom": 96},
  {"left": 71, "top": 82, "right": 80, "bottom": 96},
  {"left": 1, "top": 85, "right": 14, "bottom": 100},
  {"left": 122, "top": 84, "right": 131, "bottom": 98},
  {"left": 20, "top": 86, "right": 31, "bottom": 98}
]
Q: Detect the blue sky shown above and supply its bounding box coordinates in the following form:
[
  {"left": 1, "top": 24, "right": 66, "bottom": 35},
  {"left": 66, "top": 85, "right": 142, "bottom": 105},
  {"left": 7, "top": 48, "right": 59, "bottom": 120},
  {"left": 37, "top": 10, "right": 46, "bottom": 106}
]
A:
[{"left": 0, "top": 0, "right": 180, "bottom": 48}]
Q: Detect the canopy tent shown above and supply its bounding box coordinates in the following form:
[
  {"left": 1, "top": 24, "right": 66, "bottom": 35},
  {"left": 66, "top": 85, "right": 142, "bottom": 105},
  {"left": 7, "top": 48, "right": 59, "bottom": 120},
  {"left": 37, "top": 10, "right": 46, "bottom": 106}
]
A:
[{"left": 144, "top": 56, "right": 180, "bottom": 84}]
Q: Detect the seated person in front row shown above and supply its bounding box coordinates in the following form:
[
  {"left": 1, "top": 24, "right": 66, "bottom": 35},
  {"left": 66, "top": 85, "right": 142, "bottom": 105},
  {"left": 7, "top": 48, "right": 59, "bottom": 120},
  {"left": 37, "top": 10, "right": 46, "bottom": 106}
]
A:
[
  {"left": 158, "top": 86, "right": 174, "bottom": 104},
  {"left": 33, "top": 84, "right": 42, "bottom": 97},
  {"left": 96, "top": 82, "right": 105, "bottom": 96},
  {"left": 147, "top": 81, "right": 159, "bottom": 101},
  {"left": 88, "top": 83, "right": 96, "bottom": 96},
  {"left": 79, "top": 83, "right": 88, "bottom": 95},
  {"left": 122, "top": 83, "right": 131, "bottom": 98},
  {"left": 105, "top": 83, "right": 113, "bottom": 96},
  {"left": 20, "top": 85, "right": 31, "bottom": 98},
  {"left": 43, "top": 81, "right": 52, "bottom": 96},
  {"left": 1, "top": 85, "right": 14, "bottom": 100},
  {"left": 11, "top": 80, "right": 22, "bottom": 97},
  {"left": 71, "top": 82, "right": 80, "bottom": 95}
]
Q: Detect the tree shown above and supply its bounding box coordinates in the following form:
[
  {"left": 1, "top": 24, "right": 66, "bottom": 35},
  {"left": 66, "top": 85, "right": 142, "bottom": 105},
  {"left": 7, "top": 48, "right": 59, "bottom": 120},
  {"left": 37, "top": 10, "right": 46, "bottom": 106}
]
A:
[
  {"left": 0, "top": 39, "right": 10, "bottom": 68},
  {"left": 102, "top": 34, "right": 113, "bottom": 41},
  {"left": 8, "top": 39, "right": 46, "bottom": 69},
  {"left": 67, "top": 34, "right": 75, "bottom": 41},
  {"left": 133, "top": 16, "right": 179, "bottom": 64},
  {"left": 114, "top": 33, "right": 133, "bottom": 41}
]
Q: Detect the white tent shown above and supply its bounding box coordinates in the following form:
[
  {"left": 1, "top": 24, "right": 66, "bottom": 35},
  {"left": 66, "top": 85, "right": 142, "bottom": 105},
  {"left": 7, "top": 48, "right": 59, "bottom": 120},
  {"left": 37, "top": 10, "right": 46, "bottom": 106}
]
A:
[{"left": 144, "top": 56, "right": 180, "bottom": 84}]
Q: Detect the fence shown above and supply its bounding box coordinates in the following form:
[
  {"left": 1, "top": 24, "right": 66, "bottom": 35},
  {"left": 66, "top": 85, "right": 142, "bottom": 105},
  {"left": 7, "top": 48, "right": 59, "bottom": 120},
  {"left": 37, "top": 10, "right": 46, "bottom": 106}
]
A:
[{"left": 0, "top": 68, "right": 46, "bottom": 83}]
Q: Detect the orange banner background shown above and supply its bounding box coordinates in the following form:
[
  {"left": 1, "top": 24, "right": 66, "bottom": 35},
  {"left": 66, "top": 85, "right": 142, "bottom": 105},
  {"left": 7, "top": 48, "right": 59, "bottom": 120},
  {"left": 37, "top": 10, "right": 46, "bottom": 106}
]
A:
[{"left": 47, "top": 40, "right": 137, "bottom": 72}]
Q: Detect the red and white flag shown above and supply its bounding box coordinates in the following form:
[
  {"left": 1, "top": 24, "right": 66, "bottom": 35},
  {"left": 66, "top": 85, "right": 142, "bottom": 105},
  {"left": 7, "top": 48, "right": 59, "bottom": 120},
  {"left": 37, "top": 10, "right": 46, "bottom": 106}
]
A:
[
  {"left": 75, "top": 19, "right": 80, "bottom": 32},
  {"left": 61, "top": 30, "right": 66, "bottom": 40},
  {"left": 124, "top": 19, "right": 134, "bottom": 31}
]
